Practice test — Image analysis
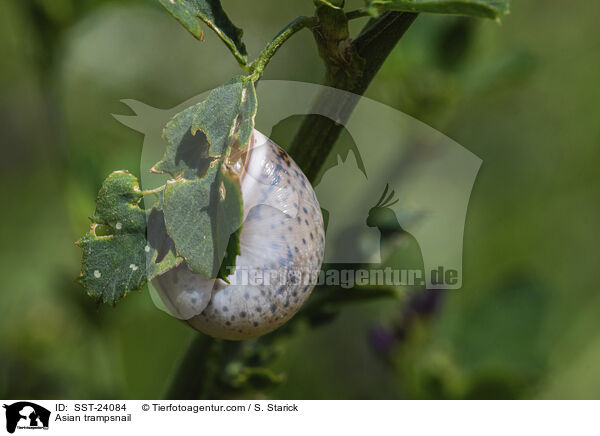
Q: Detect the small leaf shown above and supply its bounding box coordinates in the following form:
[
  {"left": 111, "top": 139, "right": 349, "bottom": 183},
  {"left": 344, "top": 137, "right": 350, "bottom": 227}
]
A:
[
  {"left": 162, "top": 163, "right": 243, "bottom": 278},
  {"left": 76, "top": 171, "right": 180, "bottom": 305},
  {"left": 91, "top": 170, "right": 146, "bottom": 232},
  {"left": 158, "top": 0, "right": 248, "bottom": 66},
  {"left": 153, "top": 77, "right": 257, "bottom": 179},
  {"left": 364, "top": 0, "right": 510, "bottom": 19}
]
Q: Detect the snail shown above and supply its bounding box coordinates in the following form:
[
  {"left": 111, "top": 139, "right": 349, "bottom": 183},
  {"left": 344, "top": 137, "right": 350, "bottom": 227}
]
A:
[{"left": 152, "top": 130, "right": 325, "bottom": 340}]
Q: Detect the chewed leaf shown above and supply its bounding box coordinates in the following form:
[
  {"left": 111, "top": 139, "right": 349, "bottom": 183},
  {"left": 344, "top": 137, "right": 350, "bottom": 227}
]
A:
[
  {"left": 91, "top": 170, "right": 146, "bottom": 231},
  {"left": 151, "top": 103, "right": 213, "bottom": 179},
  {"left": 153, "top": 77, "right": 257, "bottom": 179},
  {"left": 76, "top": 171, "right": 180, "bottom": 305},
  {"left": 162, "top": 162, "right": 243, "bottom": 279},
  {"left": 191, "top": 77, "right": 256, "bottom": 158},
  {"left": 364, "top": 0, "right": 510, "bottom": 19},
  {"left": 158, "top": 0, "right": 248, "bottom": 66}
]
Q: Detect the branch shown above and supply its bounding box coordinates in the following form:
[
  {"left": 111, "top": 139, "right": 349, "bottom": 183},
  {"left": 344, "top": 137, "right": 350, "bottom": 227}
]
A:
[
  {"left": 345, "top": 8, "right": 371, "bottom": 21},
  {"left": 288, "top": 11, "right": 419, "bottom": 182},
  {"left": 165, "top": 335, "right": 241, "bottom": 400},
  {"left": 249, "top": 16, "right": 318, "bottom": 81}
]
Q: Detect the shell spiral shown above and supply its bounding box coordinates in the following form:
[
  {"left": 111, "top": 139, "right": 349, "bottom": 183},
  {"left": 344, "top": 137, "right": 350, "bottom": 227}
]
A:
[{"left": 152, "top": 130, "right": 325, "bottom": 340}]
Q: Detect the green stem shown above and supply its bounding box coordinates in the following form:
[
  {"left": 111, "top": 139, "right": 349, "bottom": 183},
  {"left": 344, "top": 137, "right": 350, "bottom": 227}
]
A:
[
  {"left": 345, "top": 8, "right": 371, "bottom": 20},
  {"left": 288, "top": 12, "right": 419, "bottom": 181},
  {"left": 164, "top": 335, "right": 215, "bottom": 400},
  {"left": 247, "top": 8, "right": 381, "bottom": 82},
  {"left": 165, "top": 335, "right": 241, "bottom": 400},
  {"left": 142, "top": 185, "right": 166, "bottom": 196},
  {"left": 249, "top": 16, "right": 318, "bottom": 81}
]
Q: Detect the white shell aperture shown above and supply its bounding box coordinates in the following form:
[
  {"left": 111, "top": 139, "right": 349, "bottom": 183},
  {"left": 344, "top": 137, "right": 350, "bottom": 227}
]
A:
[{"left": 152, "top": 130, "right": 325, "bottom": 340}]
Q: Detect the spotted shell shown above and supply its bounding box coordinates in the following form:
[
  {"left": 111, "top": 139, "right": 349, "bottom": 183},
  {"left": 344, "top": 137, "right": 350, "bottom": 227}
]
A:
[{"left": 152, "top": 130, "right": 325, "bottom": 340}]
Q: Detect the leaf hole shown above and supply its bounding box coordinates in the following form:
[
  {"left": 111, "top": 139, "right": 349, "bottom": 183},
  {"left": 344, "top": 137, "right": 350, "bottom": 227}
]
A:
[
  {"left": 175, "top": 128, "right": 213, "bottom": 177},
  {"left": 146, "top": 208, "right": 176, "bottom": 263},
  {"left": 93, "top": 224, "right": 114, "bottom": 237}
]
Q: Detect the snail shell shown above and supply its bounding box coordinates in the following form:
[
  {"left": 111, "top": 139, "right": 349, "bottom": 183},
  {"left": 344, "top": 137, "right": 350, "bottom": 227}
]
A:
[{"left": 152, "top": 130, "right": 325, "bottom": 340}]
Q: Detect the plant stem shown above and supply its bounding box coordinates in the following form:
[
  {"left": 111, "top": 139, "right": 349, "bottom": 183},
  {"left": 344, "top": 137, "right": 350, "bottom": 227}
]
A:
[
  {"left": 345, "top": 8, "right": 371, "bottom": 20},
  {"left": 165, "top": 335, "right": 241, "bottom": 399},
  {"left": 288, "top": 11, "right": 418, "bottom": 182},
  {"left": 249, "top": 16, "right": 318, "bottom": 81},
  {"left": 142, "top": 185, "right": 166, "bottom": 196},
  {"left": 165, "top": 335, "right": 214, "bottom": 399}
]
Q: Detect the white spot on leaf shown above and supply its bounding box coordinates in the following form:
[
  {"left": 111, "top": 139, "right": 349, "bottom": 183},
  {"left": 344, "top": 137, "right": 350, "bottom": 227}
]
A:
[
  {"left": 116, "top": 222, "right": 122, "bottom": 230},
  {"left": 94, "top": 270, "right": 101, "bottom": 278},
  {"left": 129, "top": 264, "right": 138, "bottom": 271}
]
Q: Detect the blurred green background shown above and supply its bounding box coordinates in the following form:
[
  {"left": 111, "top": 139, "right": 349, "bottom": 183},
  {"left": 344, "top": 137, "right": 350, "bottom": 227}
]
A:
[{"left": 1, "top": 0, "right": 599, "bottom": 399}]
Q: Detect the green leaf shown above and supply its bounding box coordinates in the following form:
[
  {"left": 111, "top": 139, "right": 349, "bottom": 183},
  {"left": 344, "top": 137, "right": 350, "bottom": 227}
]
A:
[
  {"left": 90, "top": 170, "right": 146, "bottom": 232},
  {"left": 152, "top": 77, "right": 255, "bottom": 281},
  {"left": 158, "top": 0, "right": 248, "bottom": 66},
  {"left": 364, "top": 0, "right": 510, "bottom": 19},
  {"left": 191, "top": 77, "right": 256, "bottom": 158},
  {"left": 162, "top": 162, "right": 243, "bottom": 279},
  {"left": 151, "top": 102, "right": 209, "bottom": 179},
  {"left": 76, "top": 171, "right": 180, "bottom": 305},
  {"left": 153, "top": 77, "right": 257, "bottom": 179}
]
